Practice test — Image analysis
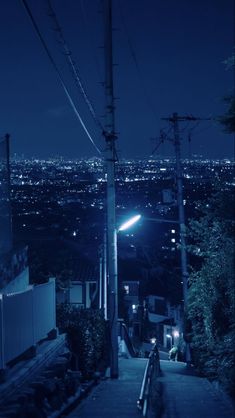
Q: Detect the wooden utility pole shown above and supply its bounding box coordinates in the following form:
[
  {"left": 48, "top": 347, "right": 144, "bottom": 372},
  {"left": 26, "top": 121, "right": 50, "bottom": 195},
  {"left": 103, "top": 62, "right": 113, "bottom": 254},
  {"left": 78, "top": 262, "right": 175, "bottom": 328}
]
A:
[
  {"left": 161, "top": 113, "right": 208, "bottom": 307},
  {"left": 104, "top": 0, "right": 118, "bottom": 378},
  {"left": 172, "top": 113, "right": 188, "bottom": 306},
  {"left": 161, "top": 113, "right": 210, "bottom": 364},
  {"left": 0, "top": 134, "right": 13, "bottom": 254}
]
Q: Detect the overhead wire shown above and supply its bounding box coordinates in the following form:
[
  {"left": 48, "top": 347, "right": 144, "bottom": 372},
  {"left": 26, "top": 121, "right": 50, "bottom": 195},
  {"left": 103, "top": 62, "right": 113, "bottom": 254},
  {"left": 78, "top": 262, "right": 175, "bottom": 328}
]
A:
[
  {"left": 79, "top": 0, "right": 103, "bottom": 82},
  {"left": 46, "top": 0, "right": 105, "bottom": 133},
  {"left": 185, "top": 121, "right": 214, "bottom": 155},
  {"left": 150, "top": 125, "right": 173, "bottom": 156},
  {"left": 21, "top": 0, "right": 102, "bottom": 155},
  {"left": 117, "top": 0, "right": 158, "bottom": 123},
  {"left": 189, "top": 123, "right": 213, "bottom": 136}
]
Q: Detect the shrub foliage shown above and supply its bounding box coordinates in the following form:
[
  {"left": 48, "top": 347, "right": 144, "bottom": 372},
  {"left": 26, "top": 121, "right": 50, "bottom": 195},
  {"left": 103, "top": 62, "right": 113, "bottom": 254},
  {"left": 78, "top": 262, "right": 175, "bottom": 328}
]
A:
[
  {"left": 187, "top": 189, "right": 235, "bottom": 396},
  {"left": 57, "top": 304, "right": 108, "bottom": 380}
]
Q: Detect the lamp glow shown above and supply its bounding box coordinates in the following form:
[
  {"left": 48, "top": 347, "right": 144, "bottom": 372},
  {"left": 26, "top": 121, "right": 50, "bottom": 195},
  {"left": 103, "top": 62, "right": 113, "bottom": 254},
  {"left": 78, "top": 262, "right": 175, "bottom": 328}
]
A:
[{"left": 118, "top": 214, "right": 141, "bottom": 232}]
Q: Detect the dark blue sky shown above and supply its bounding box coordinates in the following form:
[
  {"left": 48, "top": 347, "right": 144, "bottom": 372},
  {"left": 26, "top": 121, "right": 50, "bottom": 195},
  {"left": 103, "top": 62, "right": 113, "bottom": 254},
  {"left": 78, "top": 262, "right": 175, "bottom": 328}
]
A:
[{"left": 0, "top": 0, "right": 234, "bottom": 159}]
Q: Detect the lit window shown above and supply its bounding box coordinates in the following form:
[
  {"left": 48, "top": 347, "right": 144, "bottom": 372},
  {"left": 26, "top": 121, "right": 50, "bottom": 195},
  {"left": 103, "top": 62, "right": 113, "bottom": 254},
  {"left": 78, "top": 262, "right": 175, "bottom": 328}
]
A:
[
  {"left": 171, "top": 238, "right": 175, "bottom": 243},
  {"left": 171, "top": 229, "right": 175, "bottom": 234}
]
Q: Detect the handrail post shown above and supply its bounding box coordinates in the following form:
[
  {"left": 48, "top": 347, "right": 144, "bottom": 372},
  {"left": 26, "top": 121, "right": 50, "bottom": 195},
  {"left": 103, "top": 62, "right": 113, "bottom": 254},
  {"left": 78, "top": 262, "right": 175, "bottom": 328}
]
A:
[{"left": 137, "top": 344, "right": 160, "bottom": 416}]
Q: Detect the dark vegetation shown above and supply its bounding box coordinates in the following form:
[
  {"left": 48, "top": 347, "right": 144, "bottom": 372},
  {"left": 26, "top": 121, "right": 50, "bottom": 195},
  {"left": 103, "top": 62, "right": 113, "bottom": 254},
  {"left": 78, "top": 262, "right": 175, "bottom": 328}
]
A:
[
  {"left": 187, "top": 54, "right": 235, "bottom": 396},
  {"left": 187, "top": 188, "right": 235, "bottom": 396},
  {"left": 56, "top": 305, "right": 109, "bottom": 380}
]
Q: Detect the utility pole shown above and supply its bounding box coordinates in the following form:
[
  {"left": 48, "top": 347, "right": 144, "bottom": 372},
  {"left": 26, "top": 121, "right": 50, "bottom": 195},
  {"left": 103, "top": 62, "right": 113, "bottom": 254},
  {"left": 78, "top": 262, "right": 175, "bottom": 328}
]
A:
[
  {"left": 172, "top": 113, "right": 188, "bottom": 306},
  {"left": 0, "top": 134, "right": 13, "bottom": 254},
  {"left": 103, "top": 0, "right": 118, "bottom": 378},
  {"left": 103, "top": 230, "right": 108, "bottom": 320},
  {"left": 161, "top": 113, "right": 209, "bottom": 306},
  {"left": 160, "top": 113, "right": 211, "bottom": 363},
  {"left": 99, "top": 230, "right": 108, "bottom": 320}
]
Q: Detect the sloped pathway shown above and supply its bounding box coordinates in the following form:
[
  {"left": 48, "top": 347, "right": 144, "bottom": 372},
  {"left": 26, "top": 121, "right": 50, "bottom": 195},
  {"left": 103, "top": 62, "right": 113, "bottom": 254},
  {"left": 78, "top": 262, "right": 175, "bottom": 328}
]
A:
[
  {"left": 66, "top": 357, "right": 147, "bottom": 418},
  {"left": 160, "top": 360, "right": 235, "bottom": 418},
  {"left": 66, "top": 357, "right": 235, "bottom": 418}
]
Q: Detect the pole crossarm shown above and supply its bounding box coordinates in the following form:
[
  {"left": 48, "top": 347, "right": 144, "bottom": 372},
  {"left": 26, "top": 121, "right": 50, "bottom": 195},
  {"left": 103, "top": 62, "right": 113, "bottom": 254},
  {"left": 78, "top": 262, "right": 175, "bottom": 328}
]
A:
[
  {"left": 145, "top": 217, "right": 179, "bottom": 224},
  {"left": 161, "top": 115, "right": 212, "bottom": 122}
]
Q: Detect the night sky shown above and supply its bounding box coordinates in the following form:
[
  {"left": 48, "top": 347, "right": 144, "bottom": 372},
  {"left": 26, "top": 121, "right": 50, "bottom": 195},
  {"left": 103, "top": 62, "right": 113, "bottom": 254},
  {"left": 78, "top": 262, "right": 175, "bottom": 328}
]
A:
[{"left": 0, "top": 0, "right": 234, "bottom": 159}]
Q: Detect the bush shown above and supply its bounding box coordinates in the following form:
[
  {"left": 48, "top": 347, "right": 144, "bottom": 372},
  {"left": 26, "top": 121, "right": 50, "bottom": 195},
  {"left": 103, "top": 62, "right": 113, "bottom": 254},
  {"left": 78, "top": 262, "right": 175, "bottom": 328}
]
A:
[
  {"left": 187, "top": 189, "right": 235, "bottom": 397},
  {"left": 56, "top": 304, "right": 108, "bottom": 380}
]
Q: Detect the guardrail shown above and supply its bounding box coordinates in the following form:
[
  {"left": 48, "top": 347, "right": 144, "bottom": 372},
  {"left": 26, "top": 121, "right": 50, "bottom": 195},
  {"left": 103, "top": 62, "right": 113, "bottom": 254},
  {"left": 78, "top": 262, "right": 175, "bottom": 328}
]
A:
[
  {"left": 137, "top": 344, "right": 160, "bottom": 417},
  {"left": 121, "top": 322, "right": 137, "bottom": 357}
]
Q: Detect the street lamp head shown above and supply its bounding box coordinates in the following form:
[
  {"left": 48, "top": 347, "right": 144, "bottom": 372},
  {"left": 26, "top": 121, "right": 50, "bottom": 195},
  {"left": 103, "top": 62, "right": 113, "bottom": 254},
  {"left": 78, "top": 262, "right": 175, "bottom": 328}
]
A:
[{"left": 118, "top": 214, "right": 141, "bottom": 232}]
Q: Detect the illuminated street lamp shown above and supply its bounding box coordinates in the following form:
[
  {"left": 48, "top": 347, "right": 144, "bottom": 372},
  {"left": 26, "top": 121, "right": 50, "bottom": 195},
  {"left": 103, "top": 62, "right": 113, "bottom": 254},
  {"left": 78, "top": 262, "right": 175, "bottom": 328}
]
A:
[
  {"left": 118, "top": 214, "right": 141, "bottom": 232},
  {"left": 107, "top": 213, "right": 141, "bottom": 378},
  {"left": 100, "top": 215, "right": 142, "bottom": 319}
]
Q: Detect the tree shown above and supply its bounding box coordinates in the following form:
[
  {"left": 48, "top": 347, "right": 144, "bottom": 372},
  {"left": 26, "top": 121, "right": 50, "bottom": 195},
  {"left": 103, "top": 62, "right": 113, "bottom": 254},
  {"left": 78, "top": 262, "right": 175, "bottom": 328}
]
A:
[
  {"left": 218, "top": 53, "right": 235, "bottom": 134},
  {"left": 187, "top": 189, "right": 235, "bottom": 396},
  {"left": 219, "top": 95, "right": 235, "bottom": 134}
]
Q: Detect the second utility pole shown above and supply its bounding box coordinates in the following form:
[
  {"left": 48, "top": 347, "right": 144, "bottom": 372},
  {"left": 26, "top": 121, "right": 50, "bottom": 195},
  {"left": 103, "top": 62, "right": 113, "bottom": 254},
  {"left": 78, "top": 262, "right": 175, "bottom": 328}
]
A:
[
  {"left": 172, "top": 113, "right": 188, "bottom": 307},
  {"left": 161, "top": 112, "right": 201, "bottom": 307},
  {"left": 104, "top": 0, "right": 118, "bottom": 378}
]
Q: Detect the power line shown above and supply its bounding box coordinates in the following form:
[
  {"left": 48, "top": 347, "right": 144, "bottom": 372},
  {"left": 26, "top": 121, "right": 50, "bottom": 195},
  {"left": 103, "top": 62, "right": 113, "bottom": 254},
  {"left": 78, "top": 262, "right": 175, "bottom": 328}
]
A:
[
  {"left": 46, "top": 0, "right": 105, "bottom": 133},
  {"left": 21, "top": 0, "right": 102, "bottom": 155},
  {"left": 117, "top": 0, "right": 158, "bottom": 122},
  {"left": 150, "top": 129, "right": 167, "bottom": 156},
  {"left": 150, "top": 125, "right": 173, "bottom": 156},
  {"left": 79, "top": 0, "right": 103, "bottom": 82}
]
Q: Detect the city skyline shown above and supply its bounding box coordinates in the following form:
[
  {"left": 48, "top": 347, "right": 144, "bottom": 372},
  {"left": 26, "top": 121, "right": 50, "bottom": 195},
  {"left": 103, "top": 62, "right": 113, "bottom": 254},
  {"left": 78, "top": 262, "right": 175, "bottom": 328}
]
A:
[{"left": 0, "top": 0, "right": 234, "bottom": 160}]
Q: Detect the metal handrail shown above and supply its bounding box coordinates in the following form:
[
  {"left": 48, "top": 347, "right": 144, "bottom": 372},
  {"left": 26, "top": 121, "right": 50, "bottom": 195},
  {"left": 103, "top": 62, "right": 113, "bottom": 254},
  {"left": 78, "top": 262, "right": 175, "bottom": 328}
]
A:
[{"left": 137, "top": 344, "right": 160, "bottom": 417}]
